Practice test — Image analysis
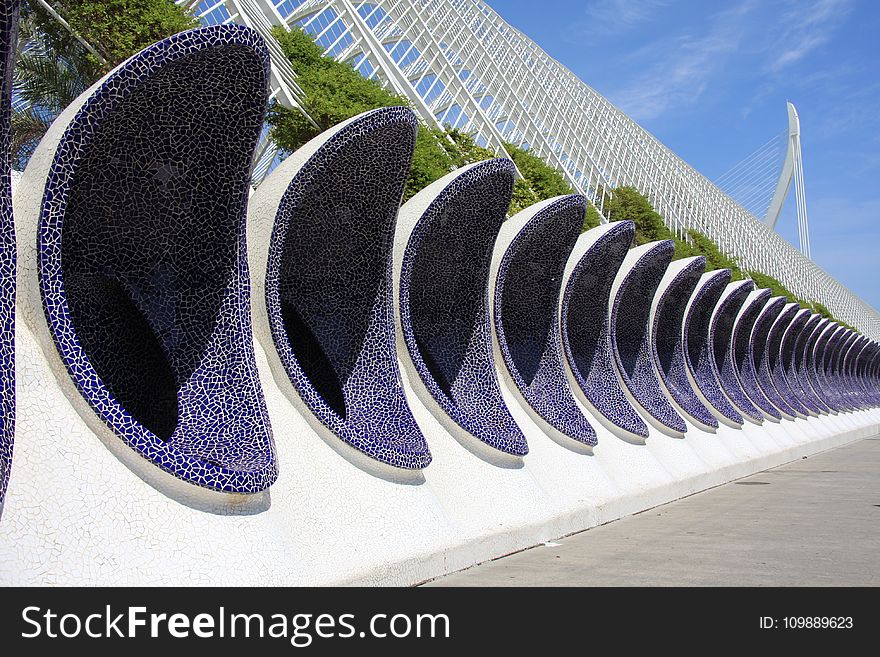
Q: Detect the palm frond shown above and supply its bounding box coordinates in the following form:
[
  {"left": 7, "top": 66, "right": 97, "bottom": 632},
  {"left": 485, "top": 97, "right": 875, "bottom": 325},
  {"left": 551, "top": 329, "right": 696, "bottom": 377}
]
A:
[{"left": 10, "top": 106, "right": 51, "bottom": 171}]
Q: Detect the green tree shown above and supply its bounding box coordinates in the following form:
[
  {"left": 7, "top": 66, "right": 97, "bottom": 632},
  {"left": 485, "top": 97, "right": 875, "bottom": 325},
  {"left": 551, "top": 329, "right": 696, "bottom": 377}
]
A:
[
  {"left": 685, "top": 230, "right": 744, "bottom": 280},
  {"left": 35, "top": 0, "right": 197, "bottom": 71},
  {"left": 12, "top": 0, "right": 196, "bottom": 168},
  {"left": 583, "top": 202, "right": 603, "bottom": 231},
  {"left": 268, "top": 26, "right": 461, "bottom": 202},
  {"left": 503, "top": 142, "right": 573, "bottom": 200},
  {"left": 604, "top": 186, "right": 674, "bottom": 245}
]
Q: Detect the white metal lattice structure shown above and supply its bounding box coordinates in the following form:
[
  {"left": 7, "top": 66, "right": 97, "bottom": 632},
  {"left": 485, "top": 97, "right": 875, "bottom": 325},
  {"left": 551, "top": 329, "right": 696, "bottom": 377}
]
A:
[{"left": 186, "top": 0, "right": 880, "bottom": 339}]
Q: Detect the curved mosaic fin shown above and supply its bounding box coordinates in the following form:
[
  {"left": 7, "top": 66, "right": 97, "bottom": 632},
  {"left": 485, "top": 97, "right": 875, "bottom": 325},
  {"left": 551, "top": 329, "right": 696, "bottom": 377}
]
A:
[
  {"left": 649, "top": 257, "right": 717, "bottom": 430},
  {"left": 397, "top": 159, "right": 527, "bottom": 456},
  {"left": 249, "top": 107, "right": 430, "bottom": 470},
  {"left": 710, "top": 280, "right": 762, "bottom": 423},
  {"left": 492, "top": 195, "right": 596, "bottom": 445},
  {"left": 790, "top": 313, "right": 828, "bottom": 414},
  {"left": 856, "top": 341, "right": 880, "bottom": 407},
  {"left": 732, "top": 289, "right": 780, "bottom": 420},
  {"left": 610, "top": 240, "right": 687, "bottom": 436},
  {"left": 14, "top": 26, "right": 277, "bottom": 493},
  {"left": 780, "top": 308, "right": 819, "bottom": 415},
  {"left": 868, "top": 344, "right": 880, "bottom": 406},
  {"left": 684, "top": 269, "right": 743, "bottom": 427},
  {"left": 818, "top": 324, "right": 846, "bottom": 411},
  {"left": 848, "top": 336, "right": 872, "bottom": 408},
  {"left": 805, "top": 320, "right": 837, "bottom": 414},
  {"left": 846, "top": 337, "right": 867, "bottom": 408},
  {"left": 753, "top": 297, "right": 798, "bottom": 419},
  {"left": 835, "top": 331, "right": 860, "bottom": 411},
  {"left": 0, "top": 0, "right": 18, "bottom": 507},
  {"left": 767, "top": 303, "right": 811, "bottom": 417},
  {"left": 560, "top": 221, "right": 649, "bottom": 442}
]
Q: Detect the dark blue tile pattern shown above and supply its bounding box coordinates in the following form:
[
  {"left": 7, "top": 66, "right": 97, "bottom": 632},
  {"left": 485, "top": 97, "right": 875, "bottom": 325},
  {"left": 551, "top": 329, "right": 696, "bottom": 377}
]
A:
[
  {"left": 711, "top": 280, "right": 762, "bottom": 422},
  {"left": 264, "top": 107, "right": 430, "bottom": 469},
  {"left": 0, "top": 0, "right": 18, "bottom": 506},
  {"left": 805, "top": 321, "right": 836, "bottom": 412},
  {"left": 766, "top": 304, "right": 811, "bottom": 417},
  {"left": 561, "top": 221, "right": 649, "bottom": 439},
  {"left": 37, "top": 26, "right": 277, "bottom": 492},
  {"left": 684, "top": 269, "right": 743, "bottom": 425},
  {"left": 732, "top": 289, "right": 780, "bottom": 419},
  {"left": 846, "top": 338, "right": 866, "bottom": 408},
  {"left": 818, "top": 326, "right": 847, "bottom": 411},
  {"left": 399, "top": 159, "right": 527, "bottom": 456},
  {"left": 752, "top": 297, "right": 797, "bottom": 418},
  {"left": 790, "top": 313, "right": 828, "bottom": 414},
  {"left": 494, "top": 195, "right": 597, "bottom": 445},
  {"left": 781, "top": 309, "right": 818, "bottom": 414},
  {"left": 611, "top": 241, "right": 687, "bottom": 434},
  {"left": 833, "top": 331, "right": 859, "bottom": 410},
  {"left": 840, "top": 334, "right": 866, "bottom": 409},
  {"left": 651, "top": 257, "right": 718, "bottom": 429}
]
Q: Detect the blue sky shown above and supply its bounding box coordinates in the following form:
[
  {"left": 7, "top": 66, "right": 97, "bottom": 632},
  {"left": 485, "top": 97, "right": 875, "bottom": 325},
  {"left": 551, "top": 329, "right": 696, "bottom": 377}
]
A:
[{"left": 488, "top": 0, "right": 880, "bottom": 312}]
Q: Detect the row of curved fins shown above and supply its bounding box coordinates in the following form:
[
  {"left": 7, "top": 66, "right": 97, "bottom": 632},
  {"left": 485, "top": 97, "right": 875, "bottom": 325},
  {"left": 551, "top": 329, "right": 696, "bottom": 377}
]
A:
[{"left": 4, "top": 24, "right": 879, "bottom": 496}]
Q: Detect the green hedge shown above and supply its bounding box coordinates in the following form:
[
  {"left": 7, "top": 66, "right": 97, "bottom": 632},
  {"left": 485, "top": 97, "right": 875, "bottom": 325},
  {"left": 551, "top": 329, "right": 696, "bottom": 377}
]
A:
[{"left": 603, "top": 186, "right": 855, "bottom": 331}]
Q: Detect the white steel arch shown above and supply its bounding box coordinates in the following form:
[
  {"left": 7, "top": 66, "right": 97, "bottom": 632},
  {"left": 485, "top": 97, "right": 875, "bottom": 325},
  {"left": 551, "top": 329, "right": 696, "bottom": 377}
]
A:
[{"left": 184, "top": 0, "right": 880, "bottom": 339}]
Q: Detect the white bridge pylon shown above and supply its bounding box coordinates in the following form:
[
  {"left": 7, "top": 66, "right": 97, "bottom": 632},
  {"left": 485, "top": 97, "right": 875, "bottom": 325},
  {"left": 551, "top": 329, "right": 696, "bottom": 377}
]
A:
[
  {"left": 718, "top": 102, "right": 812, "bottom": 259},
  {"left": 766, "top": 102, "right": 811, "bottom": 259}
]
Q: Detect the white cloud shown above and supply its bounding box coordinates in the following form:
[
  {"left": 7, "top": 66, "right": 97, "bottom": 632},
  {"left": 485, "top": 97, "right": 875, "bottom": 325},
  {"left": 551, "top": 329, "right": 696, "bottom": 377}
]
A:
[
  {"left": 767, "top": 0, "right": 853, "bottom": 73},
  {"left": 581, "top": 0, "right": 669, "bottom": 30},
  {"left": 607, "top": 1, "right": 755, "bottom": 120}
]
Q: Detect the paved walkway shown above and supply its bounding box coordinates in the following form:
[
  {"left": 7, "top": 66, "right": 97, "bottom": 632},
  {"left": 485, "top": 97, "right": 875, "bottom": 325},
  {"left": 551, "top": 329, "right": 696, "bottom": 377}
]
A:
[{"left": 424, "top": 436, "right": 880, "bottom": 586}]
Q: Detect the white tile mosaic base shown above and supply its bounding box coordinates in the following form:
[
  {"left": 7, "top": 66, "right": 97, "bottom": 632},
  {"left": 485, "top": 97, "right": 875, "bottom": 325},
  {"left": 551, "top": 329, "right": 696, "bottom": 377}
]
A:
[{"left": 1, "top": 316, "right": 876, "bottom": 586}]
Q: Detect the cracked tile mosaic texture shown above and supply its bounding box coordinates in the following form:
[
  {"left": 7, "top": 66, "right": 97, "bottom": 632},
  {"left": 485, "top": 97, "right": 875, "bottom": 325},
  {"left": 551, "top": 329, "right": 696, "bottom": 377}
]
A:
[
  {"left": 732, "top": 290, "right": 780, "bottom": 419},
  {"left": 33, "top": 26, "right": 277, "bottom": 493},
  {"left": 711, "top": 280, "right": 762, "bottom": 423},
  {"left": 561, "top": 221, "right": 649, "bottom": 440},
  {"left": 753, "top": 297, "right": 797, "bottom": 418},
  {"left": 769, "top": 305, "right": 811, "bottom": 417},
  {"left": 611, "top": 241, "right": 687, "bottom": 434},
  {"left": 261, "top": 107, "right": 430, "bottom": 469},
  {"left": 399, "top": 159, "right": 527, "bottom": 456},
  {"left": 789, "top": 313, "right": 826, "bottom": 414},
  {"left": 0, "top": 0, "right": 18, "bottom": 507},
  {"left": 684, "top": 270, "right": 743, "bottom": 425},
  {"left": 651, "top": 257, "right": 717, "bottom": 429},
  {"left": 493, "top": 195, "right": 596, "bottom": 446}
]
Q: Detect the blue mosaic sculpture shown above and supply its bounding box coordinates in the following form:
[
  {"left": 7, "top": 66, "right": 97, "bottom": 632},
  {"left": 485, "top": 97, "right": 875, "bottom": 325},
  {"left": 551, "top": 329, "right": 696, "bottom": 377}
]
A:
[
  {"left": 731, "top": 289, "right": 780, "bottom": 420},
  {"left": 650, "top": 257, "right": 718, "bottom": 431},
  {"left": 785, "top": 309, "right": 822, "bottom": 415},
  {"left": 804, "top": 320, "right": 837, "bottom": 414},
  {"left": 610, "top": 240, "right": 687, "bottom": 436},
  {"left": 766, "top": 303, "right": 811, "bottom": 417},
  {"left": 848, "top": 336, "right": 872, "bottom": 408},
  {"left": 0, "top": 0, "right": 18, "bottom": 507},
  {"left": 683, "top": 269, "right": 743, "bottom": 427},
  {"left": 397, "top": 159, "right": 527, "bottom": 456},
  {"left": 492, "top": 195, "right": 596, "bottom": 446},
  {"left": 560, "top": 221, "right": 649, "bottom": 442},
  {"left": 789, "top": 313, "right": 827, "bottom": 415},
  {"left": 17, "top": 26, "right": 277, "bottom": 493},
  {"left": 817, "top": 325, "right": 847, "bottom": 411},
  {"left": 249, "top": 107, "right": 430, "bottom": 470},
  {"left": 855, "top": 340, "right": 880, "bottom": 407},
  {"left": 710, "top": 280, "right": 763, "bottom": 423},
  {"left": 835, "top": 331, "right": 860, "bottom": 411},
  {"left": 752, "top": 297, "right": 798, "bottom": 419}
]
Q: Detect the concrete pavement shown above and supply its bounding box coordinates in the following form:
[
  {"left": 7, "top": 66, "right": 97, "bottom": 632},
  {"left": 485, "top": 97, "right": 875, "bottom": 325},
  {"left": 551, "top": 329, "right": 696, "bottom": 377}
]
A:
[{"left": 423, "top": 436, "right": 880, "bottom": 586}]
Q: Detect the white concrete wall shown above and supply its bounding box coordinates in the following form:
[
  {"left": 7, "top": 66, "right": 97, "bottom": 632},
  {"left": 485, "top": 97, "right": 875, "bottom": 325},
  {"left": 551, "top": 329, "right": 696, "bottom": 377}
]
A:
[{"left": 1, "top": 310, "right": 876, "bottom": 586}]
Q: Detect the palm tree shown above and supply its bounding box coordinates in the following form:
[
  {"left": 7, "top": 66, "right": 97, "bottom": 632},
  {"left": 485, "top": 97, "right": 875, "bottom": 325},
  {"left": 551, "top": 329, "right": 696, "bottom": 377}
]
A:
[{"left": 10, "top": 3, "right": 99, "bottom": 170}]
